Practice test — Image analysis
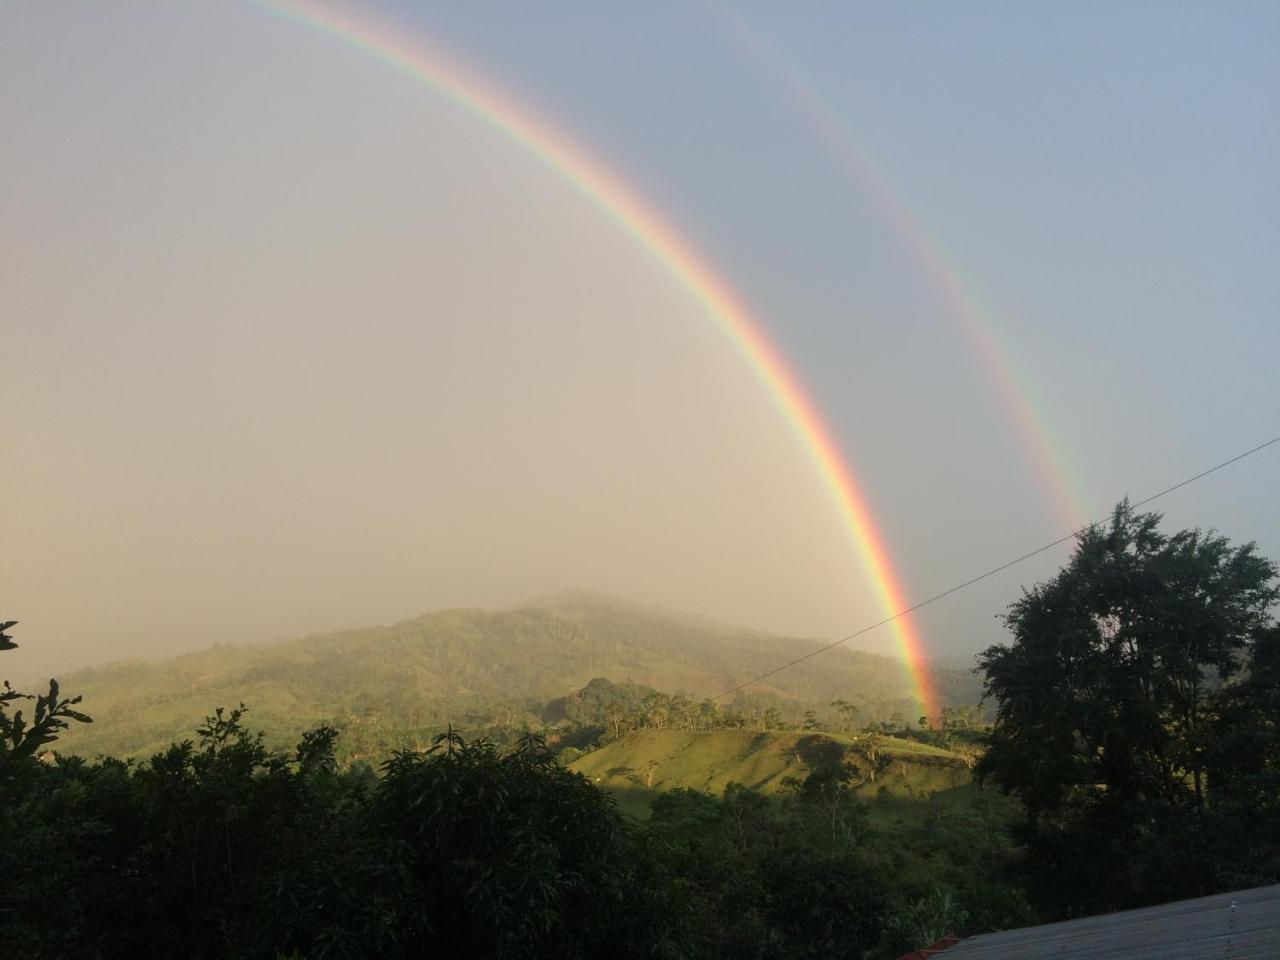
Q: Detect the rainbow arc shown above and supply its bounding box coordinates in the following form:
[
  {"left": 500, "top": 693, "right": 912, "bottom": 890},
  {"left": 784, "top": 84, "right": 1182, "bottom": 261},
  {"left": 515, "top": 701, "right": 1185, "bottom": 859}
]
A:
[
  {"left": 716, "top": 6, "right": 1086, "bottom": 529},
  {"left": 257, "top": 0, "right": 941, "bottom": 717}
]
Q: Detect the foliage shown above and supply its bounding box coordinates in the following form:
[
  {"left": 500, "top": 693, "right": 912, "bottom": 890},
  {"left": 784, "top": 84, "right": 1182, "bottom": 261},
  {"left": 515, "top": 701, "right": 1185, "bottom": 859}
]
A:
[
  {"left": 3, "top": 618, "right": 678, "bottom": 958},
  {"left": 1, "top": 703, "right": 380, "bottom": 958},
  {"left": 1, "top": 713, "right": 680, "bottom": 958},
  {"left": 646, "top": 780, "right": 888, "bottom": 959},
  {"left": 977, "top": 501, "right": 1280, "bottom": 916},
  {"left": 13, "top": 503, "right": 1278, "bottom": 955},
  {"left": 0, "top": 620, "right": 92, "bottom": 777},
  {"left": 3, "top": 689, "right": 1017, "bottom": 959},
  {"left": 888, "top": 888, "right": 968, "bottom": 951},
  {"left": 1203, "top": 625, "right": 1280, "bottom": 888},
  {"left": 374, "top": 728, "right": 678, "bottom": 957}
]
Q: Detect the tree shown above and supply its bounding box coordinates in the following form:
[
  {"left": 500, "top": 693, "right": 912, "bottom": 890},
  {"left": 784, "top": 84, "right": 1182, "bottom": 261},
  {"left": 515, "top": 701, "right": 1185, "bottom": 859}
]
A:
[
  {"left": 755, "top": 847, "right": 887, "bottom": 959},
  {"left": 641, "top": 692, "right": 670, "bottom": 730},
  {"left": 852, "top": 731, "right": 891, "bottom": 783},
  {"left": 646, "top": 782, "right": 890, "bottom": 959},
  {"left": 722, "top": 781, "right": 773, "bottom": 852},
  {"left": 603, "top": 702, "right": 627, "bottom": 741},
  {"left": 786, "top": 737, "right": 867, "bottom": 858},
  {"left": 644, "top": 757, "right": 661, "bottom": 788},
  {"left": 0, "top": 620, "right": 91, "bottom": 777},
  {"left": 1203, "top": 625, "right": 1280, "bottom": 888},
  {"left": 697, "top": 697, "right": 719, "bottom": 732},
  {"left": 377, "top": 729, "right": 675, "bottom": 956},
  {"left": 830, "top": 699, "right": 859, "bottom": 733},
  {"left": 951, "top": 740, "right": 980, "bottom": 771},
  {"left": 977, "top": 502, "right": 1278, "bottom": 915}
]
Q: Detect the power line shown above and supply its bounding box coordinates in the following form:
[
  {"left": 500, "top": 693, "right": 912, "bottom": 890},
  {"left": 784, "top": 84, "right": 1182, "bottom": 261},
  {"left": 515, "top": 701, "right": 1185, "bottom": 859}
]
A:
[{"left": 710, "top": 433, "right": 1280, "bottom": 702}]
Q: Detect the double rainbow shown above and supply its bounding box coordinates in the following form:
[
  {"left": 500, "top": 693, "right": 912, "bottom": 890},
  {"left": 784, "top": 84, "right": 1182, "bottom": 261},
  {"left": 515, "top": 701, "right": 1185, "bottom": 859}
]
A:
[
  {"left": 716, "top": 6, "right": 1086, "bottom": 529},
  {"left": 256, "top": 0, "right": 941, "bottom": 718}
]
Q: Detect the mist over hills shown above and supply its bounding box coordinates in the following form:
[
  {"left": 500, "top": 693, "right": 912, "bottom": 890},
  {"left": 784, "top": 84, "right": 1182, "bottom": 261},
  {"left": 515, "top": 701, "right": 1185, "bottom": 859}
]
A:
[{"left": 53, "top": 592, "right": 982, "bottom": 759}]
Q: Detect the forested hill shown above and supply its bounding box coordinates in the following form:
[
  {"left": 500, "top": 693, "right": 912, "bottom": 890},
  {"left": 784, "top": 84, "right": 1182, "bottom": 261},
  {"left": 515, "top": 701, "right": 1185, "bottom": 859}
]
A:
[{"left": 52, "top": 593, "right": 982, "bottom": 759}]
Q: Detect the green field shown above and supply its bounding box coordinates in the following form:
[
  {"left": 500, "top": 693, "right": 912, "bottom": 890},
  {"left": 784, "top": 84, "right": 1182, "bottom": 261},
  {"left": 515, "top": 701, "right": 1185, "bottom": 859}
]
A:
[{"left": 570, "top": 728, "right": 971, "bottom": 817}]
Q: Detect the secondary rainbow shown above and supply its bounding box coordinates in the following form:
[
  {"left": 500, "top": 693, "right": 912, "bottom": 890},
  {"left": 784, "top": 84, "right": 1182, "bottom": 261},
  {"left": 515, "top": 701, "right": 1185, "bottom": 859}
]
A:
[
  {"left": 717, "top": 6, "right": 1087, "bottom": 531},
  {"left": 254, "top": 0, "right": 941, "bottom": 718}
]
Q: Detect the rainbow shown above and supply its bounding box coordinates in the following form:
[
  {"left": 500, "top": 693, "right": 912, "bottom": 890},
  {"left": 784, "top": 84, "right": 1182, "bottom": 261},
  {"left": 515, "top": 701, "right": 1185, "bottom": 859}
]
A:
[
  {"left": 716, "top": 6, "right": 1087, "bottom": 530},
  {"left": 254, "top": 0, "right": 941, "bottom": 718}
]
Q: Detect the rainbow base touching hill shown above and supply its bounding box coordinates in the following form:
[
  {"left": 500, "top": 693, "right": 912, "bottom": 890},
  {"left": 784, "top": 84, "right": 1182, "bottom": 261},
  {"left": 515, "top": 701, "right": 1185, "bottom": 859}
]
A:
[{"left": 257, "top": 0, "right": 940, "bottom": 719}]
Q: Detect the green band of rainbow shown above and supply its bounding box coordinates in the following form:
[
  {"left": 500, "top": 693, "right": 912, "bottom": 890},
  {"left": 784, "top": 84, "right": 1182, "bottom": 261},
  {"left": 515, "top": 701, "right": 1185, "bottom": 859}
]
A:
[
  {"left": 255, "top": 0, "right": 941, "bottom": 718},
  {"left": 717, "top": 6, "right": 1087, "bottom": 530}
]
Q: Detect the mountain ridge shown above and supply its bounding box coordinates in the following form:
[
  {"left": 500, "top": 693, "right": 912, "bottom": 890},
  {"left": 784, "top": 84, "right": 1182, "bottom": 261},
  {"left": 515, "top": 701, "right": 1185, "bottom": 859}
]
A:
[{"left": 49, "top": 594, "right": 983, "bottom": 759}]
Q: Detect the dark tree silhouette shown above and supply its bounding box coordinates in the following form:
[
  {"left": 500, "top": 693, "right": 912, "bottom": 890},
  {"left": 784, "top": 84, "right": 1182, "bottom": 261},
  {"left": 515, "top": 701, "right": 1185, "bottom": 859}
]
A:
[
  {"left": 977, "top": 502, "right": 1279, "bottom": 915},
  {"left": 0, "top": 620, "right": 91, "bottom": 775}
]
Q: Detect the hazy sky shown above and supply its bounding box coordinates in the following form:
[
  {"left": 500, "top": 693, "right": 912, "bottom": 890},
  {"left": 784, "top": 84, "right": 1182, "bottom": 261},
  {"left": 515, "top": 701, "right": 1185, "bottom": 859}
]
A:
[{"left": 4, "top": 2, "right": 1278, "bottom": 678}]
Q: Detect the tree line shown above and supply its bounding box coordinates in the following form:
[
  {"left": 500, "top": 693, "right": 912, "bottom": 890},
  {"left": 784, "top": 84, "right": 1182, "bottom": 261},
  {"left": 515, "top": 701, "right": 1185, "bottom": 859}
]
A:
[
  {"left": 3, "top": 501, "right": 1277, "bottom": 954},
  {"left": 548, "top": 676, "right": 986, "bottom": 764},
  {"left": 2, "top": 683, "right": 1013, "bottom": 958}
]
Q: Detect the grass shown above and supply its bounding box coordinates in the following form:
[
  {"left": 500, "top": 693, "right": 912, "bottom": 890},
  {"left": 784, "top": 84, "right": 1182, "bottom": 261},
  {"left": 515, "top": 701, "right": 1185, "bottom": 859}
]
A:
[{"left": 570, "top": 728, "right": 972, "bottom": 817}]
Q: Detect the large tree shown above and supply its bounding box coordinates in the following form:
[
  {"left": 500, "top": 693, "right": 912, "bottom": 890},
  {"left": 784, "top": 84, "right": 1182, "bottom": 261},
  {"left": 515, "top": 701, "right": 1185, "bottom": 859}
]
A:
[{"left": 976, "top": 502, "right": 1278, "bottom": 915}]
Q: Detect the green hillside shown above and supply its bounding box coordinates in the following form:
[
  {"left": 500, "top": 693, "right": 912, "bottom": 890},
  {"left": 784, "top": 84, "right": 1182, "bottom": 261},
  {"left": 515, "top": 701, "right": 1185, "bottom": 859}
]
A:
[
  {"left": 51, "top": 593, "right": 983, "bottom": 759},
  {"left": 571, "top": 728, "right": 971, "bottom": 817}
]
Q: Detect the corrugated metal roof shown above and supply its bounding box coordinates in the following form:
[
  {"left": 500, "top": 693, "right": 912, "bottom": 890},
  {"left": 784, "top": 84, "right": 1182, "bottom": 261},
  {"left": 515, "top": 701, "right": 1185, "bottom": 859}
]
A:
[{"left": 934, "top": 884, "right": 1280, "bottom": 959}]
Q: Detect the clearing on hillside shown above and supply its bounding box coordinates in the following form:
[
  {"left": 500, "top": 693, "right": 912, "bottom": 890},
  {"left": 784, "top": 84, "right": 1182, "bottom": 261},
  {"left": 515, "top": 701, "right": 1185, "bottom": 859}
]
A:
[{"left": 569, "top": 728, "right": 969, "bottom": 816}]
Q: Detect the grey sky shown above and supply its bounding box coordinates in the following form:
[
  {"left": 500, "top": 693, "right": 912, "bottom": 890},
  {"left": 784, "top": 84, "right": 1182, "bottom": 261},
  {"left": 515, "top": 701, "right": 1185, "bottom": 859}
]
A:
[{"left": 4, "top": 1, "right": 1277, "bottom": 678}]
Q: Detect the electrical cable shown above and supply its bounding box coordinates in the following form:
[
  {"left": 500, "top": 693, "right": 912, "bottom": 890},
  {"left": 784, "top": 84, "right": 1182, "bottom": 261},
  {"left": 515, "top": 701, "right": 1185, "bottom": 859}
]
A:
[{"left": 710, "top": 433, "right": 1280, "bottom": 702}]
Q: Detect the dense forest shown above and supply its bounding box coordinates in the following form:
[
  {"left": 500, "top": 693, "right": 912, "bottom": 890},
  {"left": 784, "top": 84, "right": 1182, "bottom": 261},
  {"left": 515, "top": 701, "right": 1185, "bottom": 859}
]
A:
[{"left": 3, "top": 504, "right": 1277, "bottom": 957}]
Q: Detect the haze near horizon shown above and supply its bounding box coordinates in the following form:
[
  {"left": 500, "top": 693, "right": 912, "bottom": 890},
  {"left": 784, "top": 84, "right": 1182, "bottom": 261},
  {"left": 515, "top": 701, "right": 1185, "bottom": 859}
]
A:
[{"left": 3, "top": 2, "right": 1277, "bottom": 678}]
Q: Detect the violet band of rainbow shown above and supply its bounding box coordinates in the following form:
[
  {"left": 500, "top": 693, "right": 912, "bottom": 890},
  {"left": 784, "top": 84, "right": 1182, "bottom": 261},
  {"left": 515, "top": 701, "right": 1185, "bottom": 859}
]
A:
[{"left": 255, "top": 0, "right": 942, "bottom": 719}]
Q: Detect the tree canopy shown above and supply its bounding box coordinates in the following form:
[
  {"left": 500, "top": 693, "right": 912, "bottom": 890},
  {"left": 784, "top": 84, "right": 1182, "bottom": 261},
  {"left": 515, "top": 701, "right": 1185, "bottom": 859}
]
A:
[
  {"left": 6, "top": 502, "right": 1278, "bottom": 954},
  {"left": 977, "top": 501, "right": 1279, "bottom": 914}
]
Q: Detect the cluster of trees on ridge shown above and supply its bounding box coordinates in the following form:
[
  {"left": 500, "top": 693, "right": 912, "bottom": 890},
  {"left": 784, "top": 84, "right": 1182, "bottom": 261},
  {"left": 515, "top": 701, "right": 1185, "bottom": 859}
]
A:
[{"left": 2, "top": 502, "right": 1277, "bottom": 957}]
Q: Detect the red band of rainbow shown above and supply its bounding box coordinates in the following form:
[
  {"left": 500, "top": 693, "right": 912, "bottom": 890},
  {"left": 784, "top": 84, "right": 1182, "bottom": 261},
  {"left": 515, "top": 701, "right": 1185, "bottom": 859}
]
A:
[{"left": 255, "top": 0, "right": 941, "bottom": 719}]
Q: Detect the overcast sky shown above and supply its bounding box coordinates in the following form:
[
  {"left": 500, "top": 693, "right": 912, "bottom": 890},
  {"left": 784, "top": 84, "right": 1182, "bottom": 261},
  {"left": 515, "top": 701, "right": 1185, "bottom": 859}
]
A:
[{"left": 4, "top": 1, "right": 1278, "bottom": 678}]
